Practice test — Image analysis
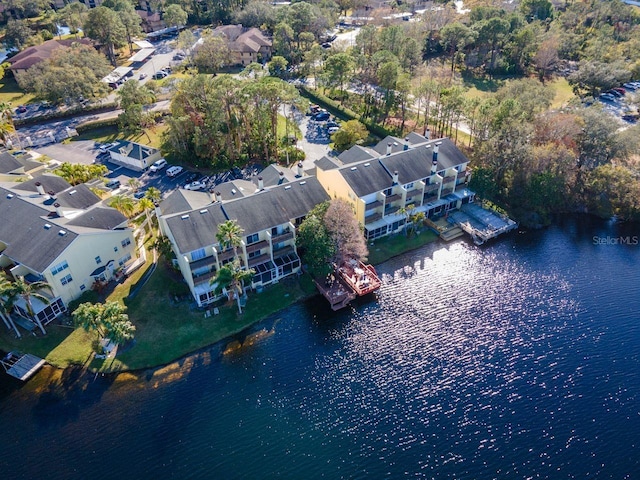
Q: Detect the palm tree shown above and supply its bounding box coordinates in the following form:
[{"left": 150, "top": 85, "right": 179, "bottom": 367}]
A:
[
  {"left": 138, "top": 197, "right": 154, "bottom": 232},
  {"left": 128, "top": 178, "right": 141, "bottom": 191},
  {"left": 216, "top": 219, "right": 244, "bottom": 257},
  {"left": 109, "top": 195, "right": 136, "bottom": 218},
  {"left": 0, "top": 277, "right": 21, "bottom": 338},
  {"left": 211, "top": 259, "right": 255, "bottom": 314},
  {"left": 145, "top": 187, "right": 161, "bottom": 205},
  {"left": 11, "top": 278, "right": 51, "bottom": 335},
  {"left": 73, "top": 301, "right": 135, "bottom": 345}
]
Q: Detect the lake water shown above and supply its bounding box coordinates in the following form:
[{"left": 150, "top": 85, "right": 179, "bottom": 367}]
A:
[{"left": 1, "top": 215, "right": 639, "bottom": 479}]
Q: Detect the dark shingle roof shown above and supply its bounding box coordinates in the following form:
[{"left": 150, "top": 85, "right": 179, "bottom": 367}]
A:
[
  {"left": 337, "top": 145, "right": 376, "bottom": 164},
  {"left": 222, "top": 177, "right": 329, "bottom": 235},
  {"left": 159, "top": 189, "right": 210, "bottom": 216},
  {"left": 53, "top": 184, "right": 101, "bottom": 209},
  {"left": 250, "top": 164, "right": 296, "bottom": 188},
  {"left": 315, "top": 156, "right": 340, "bottom": 171},
  {"left": 66, "top": 207, "right": 127, "bottom": 230},
  {"left": 13, "top": 174, "right": 71, "bottom": 195},
  {"left": 407, "top": 132, "right": 428, "bottom": 144},
  {"left": 0, "top": 152, "right": 43, "bottom": 174},
  {"left": 0, "top": 187, "right": 77, "bottom": 273},
  {"left": 165, "top": 204, "right": 229, "bottom": 254},
  {"left": 110, "top": 140, "right": 159, "bottom": 159},
  {"left": 340, "top": 138, "right": 470, "bottom": 196},
  {"left": 372, "top": 135, "right": 405, "bottom": 155}
]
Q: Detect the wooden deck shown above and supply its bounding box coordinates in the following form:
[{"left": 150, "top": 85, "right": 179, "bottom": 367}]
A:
[
  {"left": 1, "top": 352, "right": 45, "bottom": 381},
  {"left": 314, "top": 278, "right": 356, "bottom": 311},
  {"left": 337, "top": 261, "right": 382, "bottom": 296}
]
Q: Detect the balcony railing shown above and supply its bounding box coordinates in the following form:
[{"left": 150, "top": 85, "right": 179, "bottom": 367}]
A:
[
  {"left": 423, "top": 194, "right": 439, "bottom": 204},
  {"left": 246, "top": 239, "right": 269, "bottom": 254},
  {"left": 406, "top": 188, "right": 422, "bottom": 198},
  {"left": 271, "top": 231, "right": 294, "bottom": 244},
  {"left": 424, "top": 184, "right": 440, "bottom": 194},
  {"left": 273, "top": 245, "right": 295, "bottom": 258},
  {"left": 248, "top": 253, "right": 271, "bottom": 268},
  {"left": 442, "top": 175, "right": 456, "bottom": 184},
  {"left": 365, "top": 199, "right": 383, "bottom": 210},
  {"left": 441, "top": 188, "right": 454, "bottom": 196},
  {"left": 365, "top": 212, "right": 383, "bottom": 223},
  {"left": 385, "top": 193, "right": 402, "bottom": 202},
  {"left": 217, "top": 248, "right": 236, "bottom": 262}
]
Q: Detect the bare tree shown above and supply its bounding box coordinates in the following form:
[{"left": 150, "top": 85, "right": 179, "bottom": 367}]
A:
[{"left": 323, "top": 199, "right": 368, "bottom": 266}]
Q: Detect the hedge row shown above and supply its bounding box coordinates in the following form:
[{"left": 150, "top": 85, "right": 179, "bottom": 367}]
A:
[
  {"left": 297, "top": 86, "right": 395, "bottom": 139},
  {"left": 75, "top": 117, "right": 119, "bottom": 133}
]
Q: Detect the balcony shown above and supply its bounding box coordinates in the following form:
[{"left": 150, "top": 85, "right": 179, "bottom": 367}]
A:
[
  {"left": 189, "top": 255, "right": 217, "bottom": 270},
  {"left": 406, "top": 188, "right": 422, "bottom": 198},
  {"left": 384, "top": 207, "right": 401, "bottom": 216},
  {"left": 424, "top": 184, "right": 440, "bottom": 194},
  {"left": 217, "top": 248, "right": 236, "bottom": 262},
  {"left": 423, "top": 194, "right": 439, "bottom": 204},
  {"left": 248, "top": 253, "right": 271, "bottom": 268},
  {"left": 385, "top": 193, "right": 402, "bottom": 202},
  {"left": 456, "top": 174, "right": 471, "bottom": 185},
  {"left": 443, "top": 175, "right": 456, "bottom": 184},
  {"left": 246, "top": 239, "right": 269, "bottom": 254},
  {"left": 273, "top": 245, "right": 295, "bottom": 259},
  {"left": 365, "top": 212, "right": 383, "bottom": 224},
  {"left": 365, "top": 199, "right": 383, "bottom": 210},
  {"left": 441, "top": 188, "right": 454, "bottom": 196},
  {"left": 271, "top": 231, "right": 294, "bottom": 244}
]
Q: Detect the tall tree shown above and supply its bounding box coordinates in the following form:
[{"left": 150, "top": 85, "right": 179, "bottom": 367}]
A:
[
  {"left": 56, "top": 1, "right": 88, "bottom": 37},
  {"left": 163, "top": 4, "right": 188, "bottom": 29},
  {"left": 323, "top": 198, "right": 368, "bottom": 266},
  {"left": 109, "top": 195, "right": 136, "bottom": 218},
  {"left": 332, "top": 120, "right": 368, "bottom": 152},
  {"left": 0, "top": 277, "right": 21, "bottom": 338},
  {"left": 192, "top": 32, "right": 230, "bottom": 72},
  {"left": 216, "top": 219, "right": 244, "bottom": 258},
  {"left": 104, "top": 0, "right": 144, "bottom": 55},
  {"left": 440, "top": 22, "right": 476, "bottom": 73},
  {"left": 211, "top": 259, "right": 254, "bottom": 314},
  {"left": 11, "top": 277, "right": 51, "bottom": 335},
  {"left": 3, "top": 19, "right": 34, "bottom": 50},
  {"left": 84, "top": 7, "right": 127, "bottom": 66},
  {"left": 73, "top": 301, "right": 135, "bottom": 344}
]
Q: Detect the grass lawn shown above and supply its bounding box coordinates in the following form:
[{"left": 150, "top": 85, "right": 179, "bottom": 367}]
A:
[
  {"left": 72, "top": 123, "right": 168, "bottom": 150},
  {"left": 368, "top": 229, "right": 439, "bottom": 265},
  {"left": 548, "top": 77, "right": 575, "bottom": 109},
  {"left": 0, "top": 76, "right": 34, "bottom": 106}
]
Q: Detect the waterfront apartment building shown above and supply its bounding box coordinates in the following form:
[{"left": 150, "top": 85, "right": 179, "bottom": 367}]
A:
[
  {"left": 314, "top": 135, "right": 475, "bottom": 241},
  {"left": 0, "top": 175, "right": 137, "bottom": 325},
  {"left": 158, "top": 171, "right": 329, "bottom": 307}
]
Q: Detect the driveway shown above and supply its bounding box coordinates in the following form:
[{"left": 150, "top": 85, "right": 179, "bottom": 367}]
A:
[{"left": 289, "top": 108, "right": 333, "bottom": 171}]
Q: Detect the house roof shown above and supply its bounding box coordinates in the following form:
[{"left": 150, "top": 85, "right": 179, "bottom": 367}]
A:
[
  {"left": 110, "top": 140, "right": 159, "bottom": 159},
  {"left": 0, "top": 152, "right": 43, "bottom": 174},
  {"left": 213, "top": 25, "right": 272, "bottom": 53},
  {"left": 159, "top": 189, "right": 211, "bottom": 216},
  {"left": 8, "top": 38, "right": 93, "bottom": 71},
  {"left": 13, "top": 174, "right": 72, "bottom": 195},
  {"left": 50, "top": 183, "right": 101, "bottom": 210},
  {"left": 250, "top": 164, "right": 297, "bottom": 188},
  {"left": 163, "top": 177, "right": 329, "bottom": 253},
  {"left": 165, "top": 204, "right": 229, "bottom": 254},
  {"left": 221, "top": 177, "right": 329, "bottom": 236},
  {"left": 66, "top": 207, "right": 128, "bottom": 230},
  {"left": 337, "top": 145, "right": 376, "bottom": 164},
  {"left": 0, "top": 187, "right": 78, "bottom": 273},
  {"left": 338, "top": 137, "right": 469, "bottom": 197},
  {"left": 314, "top": 156, "right": 340, "bottom": 171}
]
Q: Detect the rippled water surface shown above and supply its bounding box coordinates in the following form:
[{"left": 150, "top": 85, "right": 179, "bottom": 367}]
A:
[{"left": 1, "top": 216, "right": 639, "bottom": 479}]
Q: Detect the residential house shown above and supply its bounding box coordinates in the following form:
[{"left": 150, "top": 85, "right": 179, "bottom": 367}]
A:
[
  {"left": 0, "top": 175, "right": 137, "bottom": 327},
  {"left": 212, "top": 24, "right": 272, "bottom": 66},
  {"left": 314, "top": 134, "right": 474, "bottom": 240},
  {"left": 158, "top": 172, "right": 329, "bottom": 307},
  {"left": 0, "top": 152, "right": 46, "bottom": 182},
  {"left": 107, "top": 140, "right": 162, "bottom": 172}
]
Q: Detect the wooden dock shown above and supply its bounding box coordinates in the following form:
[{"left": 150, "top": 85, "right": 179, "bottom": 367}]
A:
[
  {"left": 337, "top": 261, "right": 382, "bottom": 296},
  {"left": 448, "top": 204, "right": 518, "bottom": 245},
  {"left": 1, "top": 352, "right": 46, "bottom": 381},
  {"left": 314, "top": 278, "right": 356, "bottom": 311}
]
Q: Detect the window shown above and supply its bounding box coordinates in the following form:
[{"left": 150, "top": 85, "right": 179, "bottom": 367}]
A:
[
  {"left": 248, "top": 250, "right": 261, "bottom": 259},
  {"left": 246, "top": 233, "right": 259, "bottom": 244},
  {"left": 405, "top": 182, "right": 414, "bottom": 190},
  {"left": 119, "top": 253, "right": 132, "bottom": 266},
  {"left": 191, "top": 248, "right": 206, "bottom": 261},
  {"left": 121, "top": 238, "right": 132, "bottom": 248},
  {"left": 50, "top": 260, "right": 69, "bottom": 276},
  {"left": 60, "top": 274, "right": 73, "bottom": 285},
  {"left": 95, "top": 256, "right": 102, "bottom": 265},
  {"left": 114, "top": 246, "right": 118, "bottom": 252},
  {"left": 384, "top": 188, "right": 392, "bottom": 196},
  {"left": 80, "top": 284, "right": 86, "bottom": 291}
]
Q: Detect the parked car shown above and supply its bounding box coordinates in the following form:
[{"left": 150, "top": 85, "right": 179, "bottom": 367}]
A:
[
  {"left": 153, "top": 71, "right": 168, "bottom": 80},
  {"left": 314, "top": 111, "right": 330, "bottom": 121},
  {"left": 173, "top": 53, "right": 185, "bottom": 60},
  {"left": 328, "top": 126, "right": 340, "bottom": 134},
  {"left": 139, "top": 73, "right": 148, "bottom": 80},
  {"left": 623, "top": 83, "right": 638, "bottom": 90},
  {"left": 612, "top": 87, "right": 626, "bottom": 95},
  {"left": 134, "top": 190, "right": 147, "bottom": 199},
  {"left": 184, "top": 180, "right": 207, "bottom": 191},
  {"left": 607, "top": 89, "right": 622, "bottom": 98},
  {"left": 183, "top": 171, "right": 202, "bottom": 183},
  {"left": 166, "top": 166, "right": 184, "bottom": 177},
  {"left": 99, "top": 142, "right": 118, "bottom": 153},
  {"left": 16, "top": 105, "right": 27, "bottom": 113},
  {"left": 321, "top": 42, "right": 332, "bottom": 49},
  {"left": 149, "top": 158, "right": 167, "bottom": 172},
  {"left": 105, "top": 179, "right": 121, "bottom": 189},
  {"left": 599, "top": 93, "right": 616, "bottom": 102},
  {"left": 326, "top": 120, "right": 340, "bottom": 128}
]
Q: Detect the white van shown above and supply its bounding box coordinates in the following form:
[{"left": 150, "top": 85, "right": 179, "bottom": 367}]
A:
[{"left": 166, "top": 166, "right": 184, "bottom": 177}]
